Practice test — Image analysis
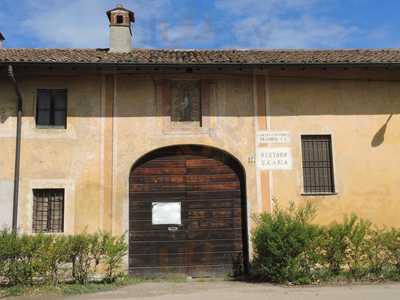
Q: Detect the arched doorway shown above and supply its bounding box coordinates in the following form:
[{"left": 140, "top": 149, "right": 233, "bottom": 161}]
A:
[{"left": 129, "top": 145, "right": 248, "bottom": 276}]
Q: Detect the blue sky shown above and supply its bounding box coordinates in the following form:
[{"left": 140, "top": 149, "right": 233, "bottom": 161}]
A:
[{"left": 1, "top": 0, "right": 400, "bottom": 49}]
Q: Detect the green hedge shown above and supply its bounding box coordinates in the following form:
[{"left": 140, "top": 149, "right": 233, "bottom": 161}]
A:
[
  {"left": 0, "top": 231, "right": 127, "bottom": 286},
  {"left": 252, "top": 202, "right": 400, "bottom": 284}
]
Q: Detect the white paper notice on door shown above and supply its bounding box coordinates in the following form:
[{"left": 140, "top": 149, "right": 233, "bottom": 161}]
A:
[{"left": 152, "top": 202, "right": 182, "bottom": 225}]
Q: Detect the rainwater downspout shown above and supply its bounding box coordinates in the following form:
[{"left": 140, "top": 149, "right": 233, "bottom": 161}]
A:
[{"left": 8, "top": 65, "right": 23, "bottom": 233}]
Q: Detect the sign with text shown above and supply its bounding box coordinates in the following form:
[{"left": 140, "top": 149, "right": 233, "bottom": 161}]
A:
[
  {"left": 257, "top": 131, "right": 290, "bottom": 144},
  {"left": 257, "top": 148, "right": 292, "bottom": 170}
]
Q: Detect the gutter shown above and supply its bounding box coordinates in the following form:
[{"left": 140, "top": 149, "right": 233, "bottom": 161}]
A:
[{"left": 7, "top": 65, "right": 23, "bottom": 233}]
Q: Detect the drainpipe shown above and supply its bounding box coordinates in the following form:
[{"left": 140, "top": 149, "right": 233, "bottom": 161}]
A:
[{"left": 7, "top": 65, "right": 23, "bottom": 233}]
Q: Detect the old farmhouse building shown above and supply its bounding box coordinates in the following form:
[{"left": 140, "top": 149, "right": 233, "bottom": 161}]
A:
[{"left": 1, "top": 5, "right": 400, "bottom": 275}]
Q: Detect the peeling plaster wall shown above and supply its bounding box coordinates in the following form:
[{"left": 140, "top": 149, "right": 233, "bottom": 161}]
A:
[
  {"left": 0, "top": 68, "right": 400, "bottom": 236},
  {"left": 112, "top": 74, "right": 257, "bottom": 236},
  {"left": 0, "top": 74, "right": 103, "bottom": 233}
]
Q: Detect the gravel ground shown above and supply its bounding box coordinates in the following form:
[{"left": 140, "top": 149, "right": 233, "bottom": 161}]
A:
[{"left": 10, "top": 280, "right": 400, "bottom": 300}]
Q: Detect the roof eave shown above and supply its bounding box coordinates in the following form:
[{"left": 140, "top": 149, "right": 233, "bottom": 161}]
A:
[{"left": 1, "top": 61, "right": 400, "bottom": 68}]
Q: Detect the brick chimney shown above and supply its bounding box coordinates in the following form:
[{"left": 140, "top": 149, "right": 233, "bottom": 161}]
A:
[
  {"left": 107, "top": 4, "right": 135, "bottom": 53},
  {"left": 0, "top": 33, "right": 4, "bottom": 49}
]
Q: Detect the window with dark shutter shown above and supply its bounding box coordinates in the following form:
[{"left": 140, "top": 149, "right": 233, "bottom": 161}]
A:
[
  {"left": 301, "top": 135, "right": 335, "bottom": 194},
  {"left": 116, "top": 15, "right": 124, "bottom": 24},
  {"left": 36, "top": 89, "right": 67, "bottom": 128},
  {"left": 32, "top": 189, "right": 64, "bottom": 233}
]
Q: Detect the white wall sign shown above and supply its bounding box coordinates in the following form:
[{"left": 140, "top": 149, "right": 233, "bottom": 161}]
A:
[
  {"left": 152, "top": 202, "right": 182, "bottom": 225},
  {"left": 257, "top": 148, "right": 292, "bottom": 170},
  {"left": 257, "top": 131, "right": 290, "bottom": 144}
]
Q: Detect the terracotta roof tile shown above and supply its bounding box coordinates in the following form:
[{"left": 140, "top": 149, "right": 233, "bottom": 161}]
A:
[{"left": 1, "top": 48, "right": 400, "bottom": 65}]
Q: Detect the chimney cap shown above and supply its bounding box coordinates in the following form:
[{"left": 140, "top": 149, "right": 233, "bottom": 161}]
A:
[
  {"left": 107, "top": 5, "right": 135, "bottom": 23},
  {"left": 0, "top": 33, "right": 4, "bottom": 41}
]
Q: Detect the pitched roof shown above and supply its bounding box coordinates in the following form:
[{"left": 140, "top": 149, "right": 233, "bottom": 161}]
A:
[{"left": 1, "top": 48, "right": 400, "bottom": 66}]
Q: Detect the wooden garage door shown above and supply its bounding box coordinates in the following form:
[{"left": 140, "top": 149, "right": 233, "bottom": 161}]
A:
[{"left": 129, "top": 147, "right": 246, "bottom": 276}]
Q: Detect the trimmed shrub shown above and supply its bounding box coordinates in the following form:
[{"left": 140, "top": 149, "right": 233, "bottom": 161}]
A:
[
  {"left": 0, "top": 231, "right": 128, "bottom": 287},
  {"left": 40, "top": 235, "right": 69, "bottom": 285},
  {"left": 67, "top": 234, "right": 94, "bottom": 284},
  {"left": 102, "top": 233, "right": 128, "bottom": 282}
]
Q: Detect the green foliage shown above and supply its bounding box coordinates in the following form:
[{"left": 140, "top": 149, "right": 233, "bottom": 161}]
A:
[
  {"left": 66, "top": 234, "right": 94, "bottom": 284},
  {"left": 252, "top": 202, "right": 400, "bottom": 284},
  {"left": 102, "top": 233, "right": 128, "bottom": 282},
  {"left": 252, "top": 202, "right": 322, "bottom": 283},
  {"left": 40, "top": 235, "right": 69, "bottom": 285},
  {"left": 0, "top": 275, "right": 146, "bottom": 298},
  {"left": 0, "top": 230, "right": 128, "bottom": 287},
  {"left": 323, "top": 214, "right": 371, "bottom": 278},
  {"left": 381, "top": 228, "right": 400, "bottom": 278}
]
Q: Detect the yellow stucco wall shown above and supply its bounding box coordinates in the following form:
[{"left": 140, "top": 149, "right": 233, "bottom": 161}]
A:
[
  {"left": 0, "top": 68, "right": 399, "bottom": 236},
  {"left": 268, "top": 75, "right": 400, "bottom": 226}
]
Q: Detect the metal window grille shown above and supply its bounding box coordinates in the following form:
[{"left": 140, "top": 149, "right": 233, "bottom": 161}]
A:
[
  {"left": 36, "top": 89, "right": 67, "bottom": 128},
  {"left": 301, "top": 135, "right": 335, "bottom": 194},
  {"left": 32, "top": 189, "right": 64, "bottom": 233}
]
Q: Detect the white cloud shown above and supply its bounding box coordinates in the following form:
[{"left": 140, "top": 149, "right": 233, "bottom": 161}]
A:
[
  {"left": 231, "top": 15, "right": 357, "bottom": 49},
  {"left": 20, "top": 0, "right": 172, "bottom": 48},
  {"left": 0, "top": 0, "right": 378, "bottom": 49},
  {"left": 159, "top": 19, "right": 215, "bottom": 48},
  {"left": 215, "top": 0, "right": 316, "bottom": 14},
  {"left": 215, "top": 0, "right": 357, "bottom": 49},
  {"left": 22, "top": 0, "right": 111, "bottom": 48}
]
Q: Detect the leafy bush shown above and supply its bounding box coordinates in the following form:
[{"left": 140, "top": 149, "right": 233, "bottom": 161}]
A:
[
  {"left": 366, "top": 228, "right": 390, "bottom": 277},
  {"left": 382, "top": 228, "right": 400, "bottom": 278},
  {"left": 0, "top": 230, "right": 128, "bottom": 287},
  {"left": 252, "top": 202, "right": 322, "bottom": 283},
  {"left": 323, "top": 215, "right": 371, "bottom": 278},
  {"left": 102, "top": 233, "right": 128, "bottom": 282},
  {"left": 67, "top": 234, "right": 94, "bottom": 284},
  {"left": 252, "top": 202, "right": 400, "bottom": 284},
  {"left": 40, "top": 235, "right": 69, "bottom": 285}
]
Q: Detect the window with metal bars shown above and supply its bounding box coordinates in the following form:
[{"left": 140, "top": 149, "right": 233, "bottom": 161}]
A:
[
  {"left": 36, "top": 89, "right": 67, "bottom": 128},
  {"left": 301, "top": 135, "right": 335, "bottom": 194},
  {"left": 32, "top": 189, "right": 64, "bottom": 233}
]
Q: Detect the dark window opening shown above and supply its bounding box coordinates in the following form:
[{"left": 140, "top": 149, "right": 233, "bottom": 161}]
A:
[
  {"left": 33, "top": 189, "right": 64, "bottom": 233},
  {"left": 301, "top": 135, "right": 335, "bottom": 194},
  {"left": 116, "top": 15, "right": 124, "bottom": 24},
  {"left": 36, "top": 89, "right": 67, "bottom": 128}
]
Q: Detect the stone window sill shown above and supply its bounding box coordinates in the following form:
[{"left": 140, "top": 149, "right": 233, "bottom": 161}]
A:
[{"left": 301, "top": 192, "right": 338, "bottom": 196}]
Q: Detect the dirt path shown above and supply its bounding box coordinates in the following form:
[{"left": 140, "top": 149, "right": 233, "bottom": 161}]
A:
[{"left": 12, "top": 280, "right": 400, "bottom": 300}]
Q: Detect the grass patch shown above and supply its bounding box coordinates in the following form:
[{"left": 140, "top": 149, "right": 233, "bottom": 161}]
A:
[
  {"left": 0, "top": 275, "right": 194, "bottom": 298},
  {"left": 0, "top": 276, "right": 146, "bottom": 298}
]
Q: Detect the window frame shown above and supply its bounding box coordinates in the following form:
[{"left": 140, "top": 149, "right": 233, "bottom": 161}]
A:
[
  {"left": 32, "top": 188, "right": 65, "bottom": 233},
  {"left": 300, "top": 134, "right": 336, "bottom": 196},
  {"left": 36, "top": 89, "right": 68, "bottom": 129}
]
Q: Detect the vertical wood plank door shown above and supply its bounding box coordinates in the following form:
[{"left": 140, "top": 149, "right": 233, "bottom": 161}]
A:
[{"left": 129, "top": 145, "right": 247, "bottom": 277}]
